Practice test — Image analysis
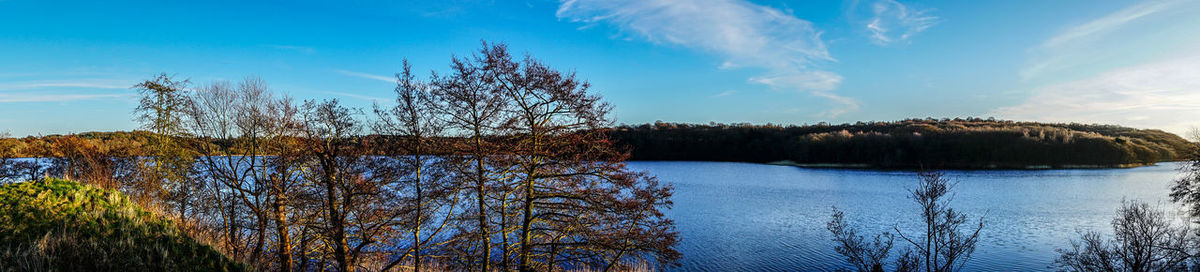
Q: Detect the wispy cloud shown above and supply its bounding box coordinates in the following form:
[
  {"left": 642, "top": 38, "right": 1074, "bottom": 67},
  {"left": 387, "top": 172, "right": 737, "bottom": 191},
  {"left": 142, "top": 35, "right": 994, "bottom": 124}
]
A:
[
  {"left": 711, "top": 90, "right": 737, "bottom": 98},
  {"left": 999, "top": 0, "right": 1200, "bottom": 135},
  {"left": 0, "top": 79, "right": 131, "bottom": 91},
  {"left": 1021, "top": 0, "right": 1188, "bottom": 80},
  {"left": 334, "top": 69, "right": 395, "bottom": 83},
  {"left": 320, "top": 91, "right": 391, "bottom": 104},
  {"left": 992, "top": 53, "right": 1200, "bottom": 135},
  {"left": 1040, "top": 0, "right": 1177, "bottom": 49},
  {"left": 557, "top": 0, "right": 858, "bottom": 117},
  {"left": 0, "top": 93, "right": 132, "bottom": 103},
  {"left": 855, "top": 0, "right": 938, "bottom": 45},
  {"left": 0, "top": 73, "right": 41, "bottom": 78},
  {"left": 264, "top": 44, "right": 317, "bottom": 54}
]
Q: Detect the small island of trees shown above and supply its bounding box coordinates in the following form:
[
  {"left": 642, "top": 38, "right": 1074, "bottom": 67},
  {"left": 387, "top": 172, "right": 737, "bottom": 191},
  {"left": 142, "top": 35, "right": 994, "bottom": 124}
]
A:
[{"left": 609, "top": 120, "right": 1195, "bottom": 169}]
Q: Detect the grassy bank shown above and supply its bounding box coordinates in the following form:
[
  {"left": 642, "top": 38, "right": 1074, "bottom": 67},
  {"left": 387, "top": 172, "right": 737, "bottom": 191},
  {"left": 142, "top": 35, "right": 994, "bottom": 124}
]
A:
[{"left": 0, "top": 178, "right": 246, "bottom": 271}]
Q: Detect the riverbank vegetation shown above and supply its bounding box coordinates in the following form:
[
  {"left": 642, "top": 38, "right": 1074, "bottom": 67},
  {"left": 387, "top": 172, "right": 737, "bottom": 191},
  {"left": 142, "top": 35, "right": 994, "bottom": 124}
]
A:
[
  {"left": 0, "top": 42, "right": 678, "bottom": 271},
  {"left": 609, "top": 120, "right": 1195, "bottom": 169},
  {"left": 0, "top": 178, "right": 246, "bottom": 271}
]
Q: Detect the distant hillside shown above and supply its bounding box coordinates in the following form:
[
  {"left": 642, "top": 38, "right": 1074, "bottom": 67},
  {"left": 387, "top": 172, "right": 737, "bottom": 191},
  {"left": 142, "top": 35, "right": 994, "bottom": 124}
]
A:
[
  {"left": 2, "top": 118, "right": 1195, "bottom": 169},
  {"left": 609, "top": 118, "right": 1197, "bottom": 169},
  {"left": 0, "top": 178, "right": 246, "bottom": 271}
]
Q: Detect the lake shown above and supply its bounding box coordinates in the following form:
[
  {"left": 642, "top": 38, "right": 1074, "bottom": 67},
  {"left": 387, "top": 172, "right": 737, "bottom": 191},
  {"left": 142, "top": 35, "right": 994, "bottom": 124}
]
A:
[{"left": 625, "top": 161, "right": 1188, "bottom": 271}]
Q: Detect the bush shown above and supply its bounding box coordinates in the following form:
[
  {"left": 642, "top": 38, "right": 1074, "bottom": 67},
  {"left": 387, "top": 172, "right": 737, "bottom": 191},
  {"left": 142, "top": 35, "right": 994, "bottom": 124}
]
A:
[
  {"left": 827, "top": 172, "right": 984, "bottom": 272},
  {"left": 0, "top": 178, "right": 246, "bottom": 271},
  {"left": 1054, "top": 201, "right": 1197, "bottom": 272}
]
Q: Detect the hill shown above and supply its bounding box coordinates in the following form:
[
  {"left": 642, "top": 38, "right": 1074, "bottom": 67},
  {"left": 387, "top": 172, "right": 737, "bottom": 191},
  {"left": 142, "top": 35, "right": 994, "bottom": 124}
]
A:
[
  {"left": 609, "top": 118, "right": 1197, "bottom": 169},
  {"left": 0, "top": 178, "right": 247, "bottom": 271},
  {"left": 2, "top": 118, "right": 1195, "bottom": 170}
]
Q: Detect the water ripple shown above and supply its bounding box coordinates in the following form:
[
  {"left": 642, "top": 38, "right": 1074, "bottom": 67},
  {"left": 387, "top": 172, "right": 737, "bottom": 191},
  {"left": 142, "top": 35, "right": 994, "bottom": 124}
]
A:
[{"left": 626, "top": 161, "right": 1184, "bottom": 271}]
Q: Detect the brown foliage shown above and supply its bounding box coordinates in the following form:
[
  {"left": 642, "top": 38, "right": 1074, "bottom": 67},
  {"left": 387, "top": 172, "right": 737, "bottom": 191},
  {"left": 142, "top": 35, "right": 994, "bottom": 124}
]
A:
[{"left": 8, "top": 42, "right": 677, "bottom": 272}]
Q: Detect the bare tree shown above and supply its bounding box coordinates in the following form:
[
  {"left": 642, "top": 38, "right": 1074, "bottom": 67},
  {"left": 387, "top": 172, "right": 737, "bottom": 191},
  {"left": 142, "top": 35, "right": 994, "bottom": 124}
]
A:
[
  {"left": 263, "top": 97, "right": 304, "bottom": 272},
  {"left": 186, "top": 79, "right": 251, "bottom": 261},
  {"left": 299, "top": 99, "right": 405, "bottom": 272},
  {"left": 1055, "top": 200, "right": 1197, "bottom": 271},
  {"left": 895, "top": 172, "right": 983, "bottom": 272},
  {"left": 299, "top": 99, "right": 360, "bottom": 272},
  {"left": 374, "top": 59, "right": 460, "bottom": 271},
  {"left": 431, "top": 44, "right": 511, "bottom": 271},
  {"left": 827, "top": 172, "right": 982, "bottom": 272},
  {"left": 828, "top": 207, "right": 899, "bottom": 272},
  {"left": 1170, "top": 128, "right": 1200, "bottom": 221},
  {"left": 133, "top": 73, "right": 197, "bottom": 211},
  {"left": 470, "top": 42, "right": 678, "bottom": 271},
  {"left": 13, "top": 136, "right": 51, "bottom": 181},
  {"left": 97, "top": 43, "right": 678, "bottom": 272},
  {"left": 0, "top": 132, "right": 18, "bottom": 182},
  {"left": 182, "top": 76, "right": 304, "bottom": 270},
  {"left": 42, "top": 135, "right": 141, "bottom": 190}
]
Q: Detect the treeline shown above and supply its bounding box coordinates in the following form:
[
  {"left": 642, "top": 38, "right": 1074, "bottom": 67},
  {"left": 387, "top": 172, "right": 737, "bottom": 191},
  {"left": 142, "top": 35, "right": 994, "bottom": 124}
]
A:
[
  {"left": 7, "top": 119, "right": 1192, "bottom": 170},
  {"left": 609, "top": 119, "right": 1196, "bottom": 169},
  {"left": 0, "top": 42, "right": 678, "bottom": 271}
]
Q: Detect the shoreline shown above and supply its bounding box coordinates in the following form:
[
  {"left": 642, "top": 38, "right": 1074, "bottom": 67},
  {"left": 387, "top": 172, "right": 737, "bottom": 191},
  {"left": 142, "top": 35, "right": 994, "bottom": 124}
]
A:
[{"left": 762, "top": 160, "right": 1155, "bottom": 170}]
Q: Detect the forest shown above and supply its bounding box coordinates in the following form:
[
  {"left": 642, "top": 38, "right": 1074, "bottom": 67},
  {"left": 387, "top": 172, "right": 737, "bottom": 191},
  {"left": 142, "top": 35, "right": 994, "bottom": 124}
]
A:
[
  {"left": 0, "top": 42, "right": 677, "bottom": 272},
  {"left": 608, "top": 120, "right": 1195, "bottom": 169}
]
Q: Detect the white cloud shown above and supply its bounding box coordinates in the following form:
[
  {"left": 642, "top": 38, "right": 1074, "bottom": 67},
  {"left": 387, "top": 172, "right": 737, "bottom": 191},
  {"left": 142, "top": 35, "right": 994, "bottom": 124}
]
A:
[
  {"left": 0, "top": 79, "right": 131, "bottom": 91},
  {"left": 1040, "top": 0, "right": 1178, "bottom": 49},
  {"left": 810, "top": 90, "right": 861, "bottom": 117},
  {"left": 711, "top": 90, "right": 737, "bottom": 98},
  {"left": 999, "top": 0, "right": 1200, "bottom": 135},
  {"left": 857, "top": 0, "right": 938, "bottom": 45},
  {"left": 557, "top": 0, "right": 858, "bottom": 117},
  {"left": 992, "top": 54, "right": 1200, "bottom": 135},
  {"left": 1021, "top": 0, "right": 1190, "bottom": 80},
  {"left": 0, "top": 93, "right": 131, "bottom": 103},
  {"left": 749, "top": 70, "right": 843, "bottom": 94},
  {"left": 334, "top": 69, "right": 395, "bottom": 83}
]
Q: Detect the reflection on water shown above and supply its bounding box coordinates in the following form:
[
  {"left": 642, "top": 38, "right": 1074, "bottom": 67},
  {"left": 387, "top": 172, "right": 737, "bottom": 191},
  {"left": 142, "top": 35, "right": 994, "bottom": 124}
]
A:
[{"left": 626, "top": 161, "right": 1185, "bottom": 271}]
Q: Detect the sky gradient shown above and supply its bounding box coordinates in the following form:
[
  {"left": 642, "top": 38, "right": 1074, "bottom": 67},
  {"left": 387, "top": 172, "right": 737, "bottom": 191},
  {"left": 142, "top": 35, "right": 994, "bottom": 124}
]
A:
[{"left": 2, "top": 0, "right": 1199, "bottom": 137}]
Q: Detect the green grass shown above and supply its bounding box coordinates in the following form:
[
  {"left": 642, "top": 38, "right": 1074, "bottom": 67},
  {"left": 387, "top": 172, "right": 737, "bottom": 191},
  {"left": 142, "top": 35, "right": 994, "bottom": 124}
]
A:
[{"left": 0, "top": 178, "right": 247, "bottom": 272}]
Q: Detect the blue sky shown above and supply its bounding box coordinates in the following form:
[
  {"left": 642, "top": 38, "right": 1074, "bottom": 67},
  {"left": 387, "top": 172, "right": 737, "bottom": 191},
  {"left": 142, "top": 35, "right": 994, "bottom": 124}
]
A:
[{"left": 2, "top": 0, "right": 1199, "bottom": 137}]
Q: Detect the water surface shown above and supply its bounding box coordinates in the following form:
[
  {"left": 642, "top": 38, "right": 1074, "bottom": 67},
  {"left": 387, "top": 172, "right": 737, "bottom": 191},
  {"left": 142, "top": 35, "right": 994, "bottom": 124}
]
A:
[{"left": 625, "top": 161, "right": 1186, "bottom": 271}]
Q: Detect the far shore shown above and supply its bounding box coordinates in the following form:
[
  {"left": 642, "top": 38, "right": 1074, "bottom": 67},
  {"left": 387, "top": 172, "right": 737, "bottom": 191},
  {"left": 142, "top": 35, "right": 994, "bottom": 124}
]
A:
[{"left": 763, "top": 160, "right": 1158, "bottom": 170}]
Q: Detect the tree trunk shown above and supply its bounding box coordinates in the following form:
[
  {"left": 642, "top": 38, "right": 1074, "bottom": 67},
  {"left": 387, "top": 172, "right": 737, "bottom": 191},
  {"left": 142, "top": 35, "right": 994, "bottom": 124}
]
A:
[
  {"left": 414, "top": 161, "right": 423, "bottom": 272},
  {"left": 519, "top": 169, "right": 535, "bottom": 272},
  {"left": 500, "top": 190, "right": 512, "bottom": 271},
  {"left": 325, "top": 164, "right": 351, "bottom": 272},
  {"left": 475, "top": 134, "right": 491, "bottom": 272},
  {"left": 298, "top": 226, "right": 310, "bottom": 271},
  {"left": 274, "top": 191, "right": 293, "bottom": 271},
  {"left": 252, "top": 214, "right": 266, "bottom": 266}
]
